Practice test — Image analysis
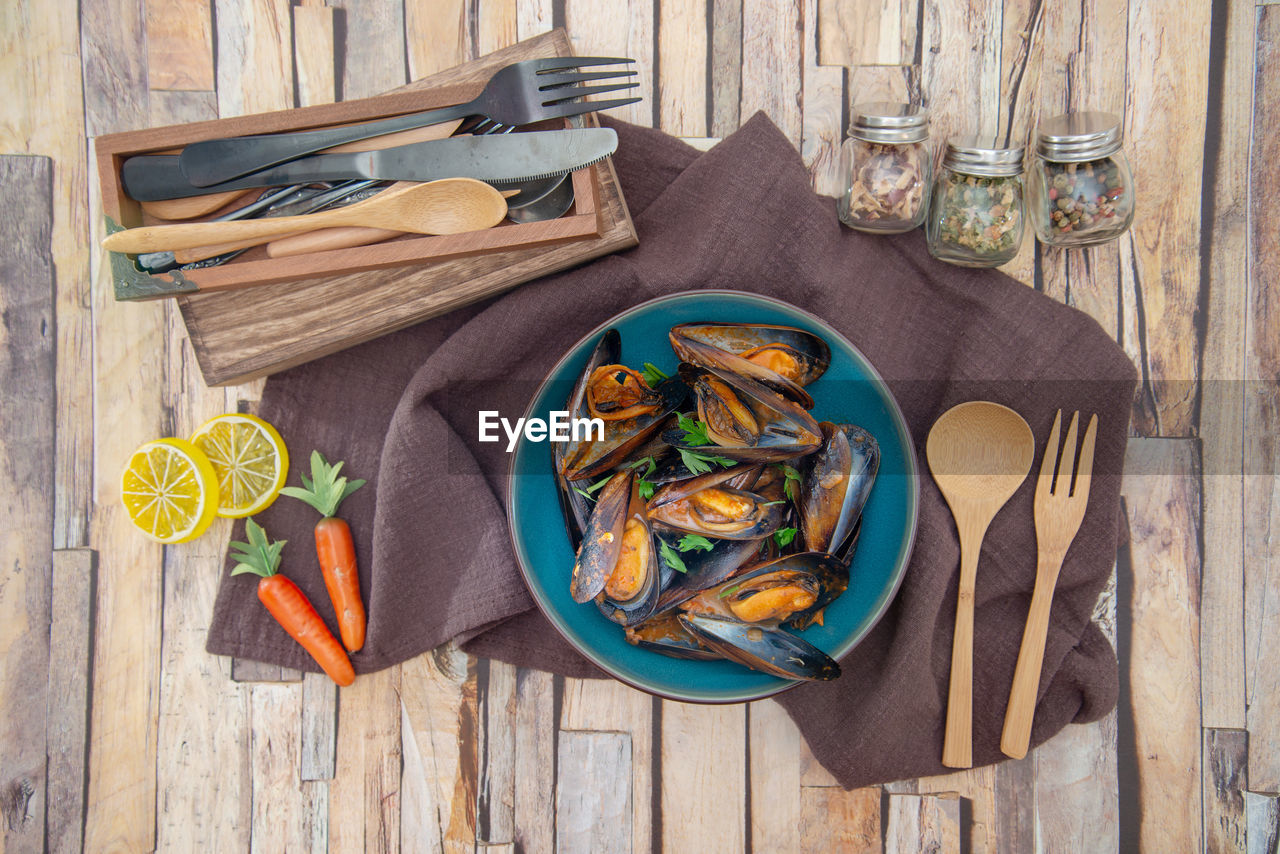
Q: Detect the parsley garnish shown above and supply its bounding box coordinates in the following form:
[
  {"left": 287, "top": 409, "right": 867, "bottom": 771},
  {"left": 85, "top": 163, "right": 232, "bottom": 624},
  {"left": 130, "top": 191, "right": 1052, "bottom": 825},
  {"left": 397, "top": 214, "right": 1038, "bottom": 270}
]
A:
[
  {"left": 773, "top": 526, "right": 798, "bottom": 548},
  {"left": 641, "top": 362, "right": 669, "bottom": 388},
  {"left": 717, "top": 582, "right": 743, "bottom": 600},
  {"left": 676, "top": 413, "right": 712, "bottom": 447},
  {"left": 659, "top": 539, "right": 688, "bottom": 573},
  {"left": 677, "top": 534, "right": 715, "bottom": 552},
  {"left": 626, "top": 456, "right": 659, "bottom": 499},
  {"left": 572, "top": 474, "right": 614, "bottom": 502},
  {"left": 677, "top": 447, "right": 736, "bottom": 475},
  {"left": 774, "top": 464, "right": 803, "bottom": 503}
]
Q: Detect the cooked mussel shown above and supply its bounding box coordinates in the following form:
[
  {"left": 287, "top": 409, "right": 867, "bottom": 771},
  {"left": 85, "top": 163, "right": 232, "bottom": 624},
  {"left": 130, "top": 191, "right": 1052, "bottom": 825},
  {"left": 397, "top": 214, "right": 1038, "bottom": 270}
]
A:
[
  {"left": 625, "top": 613, "right": 722, "bottom": 661},
  {"left": 799, "top": 422, "right": 879, "bottom": 561},
  {"left": 569, "top": 469, "right": 633, "bottom": 603},
  {"left": 662, "top": 366, "right": 822, "bottom": 462},
  {"left": 669, "top": 322, "right": 831, "bottom": 408},
  {"left": 677, "top": 613, "right": 841, "bottom": 681},
  {"left": 677, "top": 552, "right": 847, "bottom": 629},
  {"left": 560, "top": 331, "right": 687, "bottom": 481},
  {"left": 652, "top": 535, "right": 760, "bottom": 615},
  {"left": 595, "top": 504, "right": 663, "bottom": 627},
  {"left": 647, "top": 466, "right": 784, "bottom": 540}
]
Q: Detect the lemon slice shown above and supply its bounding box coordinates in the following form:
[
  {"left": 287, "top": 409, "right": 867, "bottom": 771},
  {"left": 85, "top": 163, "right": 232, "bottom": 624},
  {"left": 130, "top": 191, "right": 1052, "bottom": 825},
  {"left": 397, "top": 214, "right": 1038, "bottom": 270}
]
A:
[
  {"left": 121, "top": 438, "right": 221, "bottom": 543},
  {"left": 190, "top": 413, "right": 290, "bottom": 518}
]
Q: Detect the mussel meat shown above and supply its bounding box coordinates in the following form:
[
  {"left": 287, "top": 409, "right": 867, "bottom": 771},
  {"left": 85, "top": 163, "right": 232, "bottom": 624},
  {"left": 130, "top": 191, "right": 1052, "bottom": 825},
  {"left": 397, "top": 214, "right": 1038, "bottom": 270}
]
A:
[
  {"left": 663, "top": 366, "right": 822, "bottom": 462},
  {"left": 669, "top": 322, "right": 831, "bottom": 408},
  {"left": 799, "top": 422, "right": 879, "bottom": 562},
  {"left": 677, "top": 613, "right": 841, "bottom": 681},
  {"left": 647, "top": 467, "right": 784, "bottom": 540}
]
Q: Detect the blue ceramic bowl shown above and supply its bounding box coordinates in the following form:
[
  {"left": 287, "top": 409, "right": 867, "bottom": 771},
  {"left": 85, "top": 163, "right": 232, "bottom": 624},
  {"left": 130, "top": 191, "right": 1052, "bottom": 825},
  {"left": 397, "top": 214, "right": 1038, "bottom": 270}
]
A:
[{"left": 507, "top": 290, "right": 919, "bottom": 703}]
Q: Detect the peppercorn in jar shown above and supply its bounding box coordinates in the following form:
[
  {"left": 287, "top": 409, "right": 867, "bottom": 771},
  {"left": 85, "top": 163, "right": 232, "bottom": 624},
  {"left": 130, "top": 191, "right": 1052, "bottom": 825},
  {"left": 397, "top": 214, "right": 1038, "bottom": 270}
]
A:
[
  {"left": 925, "top": 136, "right": 1025, "bottom": 267},
  {"left": 1027, "top": 111, "right": 1135, "bottom": 247},
  {"left": 837, "top": 102, "right": 932, "bottom": 233}
]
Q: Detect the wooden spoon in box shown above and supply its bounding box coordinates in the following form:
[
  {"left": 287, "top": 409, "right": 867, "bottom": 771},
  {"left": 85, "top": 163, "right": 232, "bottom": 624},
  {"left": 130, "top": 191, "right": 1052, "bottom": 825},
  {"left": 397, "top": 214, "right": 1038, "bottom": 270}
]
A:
[{"left": 102, "top": 178, "right": 508, "bottom": 255}]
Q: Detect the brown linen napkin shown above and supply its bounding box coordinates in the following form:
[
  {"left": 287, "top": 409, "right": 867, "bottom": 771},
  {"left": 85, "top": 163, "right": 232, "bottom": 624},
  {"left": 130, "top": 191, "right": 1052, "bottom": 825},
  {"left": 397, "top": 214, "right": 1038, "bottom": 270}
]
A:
[{"left": 207, "top": 113, "right": 1136, "bottom": 788}]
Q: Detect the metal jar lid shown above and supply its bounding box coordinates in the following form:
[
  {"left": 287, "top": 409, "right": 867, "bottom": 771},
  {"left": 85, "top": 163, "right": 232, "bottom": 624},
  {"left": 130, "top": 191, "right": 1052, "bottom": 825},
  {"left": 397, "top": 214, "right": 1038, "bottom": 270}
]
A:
[
  {"left": 1036, "top": 111, "right": 1124, "bottom": 162},
  {"left": 942, "top": 135, "right": 1025, "bottom": 177},
  {"left": 849, "top": 102, "right": 929, "bottom": 144}
]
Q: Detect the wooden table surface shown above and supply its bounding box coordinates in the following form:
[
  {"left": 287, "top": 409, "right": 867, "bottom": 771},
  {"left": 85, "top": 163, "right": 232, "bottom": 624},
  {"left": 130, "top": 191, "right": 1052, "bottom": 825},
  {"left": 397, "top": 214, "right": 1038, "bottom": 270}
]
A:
[{"left": 0, "top": 0, "right": 1274, "bottom": 851}]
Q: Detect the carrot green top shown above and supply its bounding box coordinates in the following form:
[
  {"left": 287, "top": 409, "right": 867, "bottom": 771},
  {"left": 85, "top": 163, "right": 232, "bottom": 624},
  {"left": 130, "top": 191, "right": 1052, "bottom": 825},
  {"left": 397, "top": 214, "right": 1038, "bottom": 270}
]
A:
[
  {"left": 229, "top": 518, "right": 286, "bottom": 579},
  {"left": 280, "top": 450, "right": 366, "bottom": 519}
]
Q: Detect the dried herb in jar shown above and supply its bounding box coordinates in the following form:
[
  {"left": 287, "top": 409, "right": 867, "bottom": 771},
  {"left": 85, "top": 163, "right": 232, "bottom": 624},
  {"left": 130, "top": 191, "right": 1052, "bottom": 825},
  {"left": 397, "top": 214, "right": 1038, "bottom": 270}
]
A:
[
  {"left": 936, "top": 173, "right": 1021, "bottom": 256},
  {"left": 1043, "top": 158, "right": 1127, "bottom": 235},
  {"left": 845, "top": 141, "right": 928, "bottom": 224}
]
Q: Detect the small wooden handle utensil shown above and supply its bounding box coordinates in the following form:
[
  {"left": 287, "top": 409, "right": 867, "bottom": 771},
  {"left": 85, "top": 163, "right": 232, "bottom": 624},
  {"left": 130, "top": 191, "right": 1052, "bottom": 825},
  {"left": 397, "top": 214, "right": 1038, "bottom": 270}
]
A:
[
  {"left": 141, "top": 189, "right": 254, "bottom": 220},
  {"left": 1000, "top": 410, "right": 1098, "bottom": 759},
  {"left": 102, "top": 178, "right": 507, "bottom": 254},
  {"left": 926, "top": 401, "right": 1035, "bottom": 769}
]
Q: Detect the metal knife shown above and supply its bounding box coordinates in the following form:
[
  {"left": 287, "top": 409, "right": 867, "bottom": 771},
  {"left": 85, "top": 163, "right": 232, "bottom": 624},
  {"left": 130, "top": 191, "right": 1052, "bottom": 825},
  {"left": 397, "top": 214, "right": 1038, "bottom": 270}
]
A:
[{"left": 121, "top": 128, "right": 617, "bottom": 202}]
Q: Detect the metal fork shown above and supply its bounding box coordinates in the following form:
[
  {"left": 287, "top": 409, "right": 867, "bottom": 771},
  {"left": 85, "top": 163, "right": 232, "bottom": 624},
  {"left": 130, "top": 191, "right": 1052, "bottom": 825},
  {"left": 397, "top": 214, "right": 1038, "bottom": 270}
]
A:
[
  {"left": 179, "top": 56, "right": 639, "bottom": 187},
  {"left": 1000, "top": 410, "right": 1099, "bottom": 759}
]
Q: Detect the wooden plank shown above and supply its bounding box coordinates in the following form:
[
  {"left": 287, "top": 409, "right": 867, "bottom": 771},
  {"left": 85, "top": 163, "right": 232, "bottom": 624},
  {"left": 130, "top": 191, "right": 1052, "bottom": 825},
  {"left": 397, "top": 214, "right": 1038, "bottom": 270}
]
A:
[
  {"left": 884, "top": 794, "right": 961, "bottom": 854},
  {"left": 914, "top": 765, "right": 995, "bottom": 853},
  {"left": 478, "top": 0, "right": 519, "bottom": 56},
  {"left": 1245, "top": 3, "right": 1280, "bottom": 795},
  {"left": 1034, "top": 0, "right": 1124, "bottom": 338},
  {"left": 513, "top": 669, "right": 555, "bottom": 854},
  {"left": 294, "top": 3, "right": 337, "bottom": 108},
  {"left": 817, "top": 0, "right": 909, "bottom": 66},
  {"left": 660, "top": 701, "right": 746, "bottom": 853},
  {"left": 740, "top": 0, "right": 802, "bottom": 146},
  {"left": 0, "top": 154, "right": 54, "bottom": 851},
  {"left": 991, "top": 0, "right": 1043, "bottom": 285},
  {"left": 1122, "top": 438, "right": 1203, "bottom": 851},
  {"left": 920, "top": 0, "right": 1001, "bottom": 143},
  {"left": 555, "top": 731, "right": 632, "bottom": 854},
  {"left": 330, "top": 665, "right": 403, "bottom": 853},
  {"left": 560, "top": 678, "right": 653, "bottom": 854},
  {"left": 250, "top": 683, "right": 328, "bottom": 850},
  {"left": 658, "top": 0, "right": 707, "bottom": 136},
  {"left": 400, "top": 643, "right": 478, "bottom": 854},
  {"left": 1121, "top": 0, "right": 1213, "bottom": 436},
  {"left": 565, "top": 0, "right": 656, "bottom": 126},
  {"left": 1245, "top": 792, "right": 1280, "bottom": 854},
  {"left": 81, "top": 4, "right": 166, "bottom": 844},
  {"left": 46, "top": 549, "right": 95, "bottom": 854},
  {"left": 328, "top": 0, "right": 408, "bottom": 99},
  {"left": 146, "top": 0, "right": 216, "bottom": 90},
  {"left": 516, "top": 0, "right": 554, "bottom": 40},
  {"left": 214, "top": 0, "right": 295, "bottom": 116},
  {"left": 1199, "top": 0, "right": 1255, "bottom": 732},
  {"left": 801, "top": 0, "right": 845, "bottom": 197},
  {"left": 710, "top": 0, "right": 743, "bottom": 137},
  {"left": 301, "top": 673, "right": 339, "bottom": 781},
  {"left": 477, "top": 659, "right": 517, "bottom": 846},
  {"left": 405, "top": 0, "right": 468, "bottom": 81},
  {"left": 749, "top": 700, "right": 803, "bottom": 851},
  {"left": 799, "top": 736, "right": 842, "bottom": 788},
  {"left": 800, "top": 786, "right": 881, "bottom": 853},
  {"left": 149, "top": 89, "right": 220, "bottom": 124},
  {"left": 1204, "top": 729, "right": 1248, "bottom": 853},
  {"left": 1034, "top": 718, "right": 1119, "bottom": 853}
]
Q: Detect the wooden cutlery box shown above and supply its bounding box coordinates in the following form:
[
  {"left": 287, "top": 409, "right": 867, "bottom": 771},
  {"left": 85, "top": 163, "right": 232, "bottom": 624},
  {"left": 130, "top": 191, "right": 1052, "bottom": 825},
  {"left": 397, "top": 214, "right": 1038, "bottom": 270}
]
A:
[{"left": 93, "top": 29, "right": 638, "bottom": 386}]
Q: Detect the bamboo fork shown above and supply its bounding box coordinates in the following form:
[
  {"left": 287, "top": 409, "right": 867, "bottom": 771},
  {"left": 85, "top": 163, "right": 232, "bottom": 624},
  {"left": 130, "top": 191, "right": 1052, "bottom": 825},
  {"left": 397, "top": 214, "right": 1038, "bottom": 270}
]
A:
[{"left": 1000, "top": 410, "right": 1099, "bottom": 759}]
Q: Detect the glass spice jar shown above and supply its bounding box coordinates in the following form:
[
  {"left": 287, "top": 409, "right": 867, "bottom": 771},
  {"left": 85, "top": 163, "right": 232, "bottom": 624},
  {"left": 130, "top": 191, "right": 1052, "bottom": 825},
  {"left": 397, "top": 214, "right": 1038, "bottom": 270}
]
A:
[
  {"left": 837, "top": 102, "right": 932, "bottom": 233},
  {"left": 925, "top": 136, "right": 1025, "bottom": 268},
  {"left": 1027, "top": 111, "right": 1135, "bottom": 247}
]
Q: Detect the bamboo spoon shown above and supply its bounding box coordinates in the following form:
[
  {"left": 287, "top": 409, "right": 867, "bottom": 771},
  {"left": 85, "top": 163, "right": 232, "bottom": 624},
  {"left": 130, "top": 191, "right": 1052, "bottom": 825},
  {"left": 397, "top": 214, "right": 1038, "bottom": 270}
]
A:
[
  {"left": 926, "top": 401, "right": 1035, "bottom": 769},
  {"left": 102, "top": 178, "right": 507, "bottom": 255}
]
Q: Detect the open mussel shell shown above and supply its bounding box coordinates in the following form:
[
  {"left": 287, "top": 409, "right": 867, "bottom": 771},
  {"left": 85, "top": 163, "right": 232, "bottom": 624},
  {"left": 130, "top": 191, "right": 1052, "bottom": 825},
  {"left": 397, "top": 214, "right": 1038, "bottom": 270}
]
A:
[
  {"left": 625, "top": 613, "right": 723, "bottom": 661},
  {"left": 646, "top": 469, "right": 785, "bottom": 541},
  {"left": 560, "top": 331, "right": 687, "bottom": 481},
  {"left": 799, "top": 423, "right": 879, "bottom": 560},
  {"left": 670, "top": 322, "right": 831, "bottom": 409},
  {"left": 677, "top": 552, "right": 847, "bottom": 629},
  {"left": 569, "top": 469, "right": 634, "bottom": 603},
  {"left": 662, "top": 365, "right": 822, "bottom": 463},
  {"left": 594, "top": 502, "right": 663, "bottom": 627},
  {"left": 677, "top": 613, "right": 841, "bottom": 681},
  {"left": 652, "top": 535, "right": 761, "bottom": 615}
]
